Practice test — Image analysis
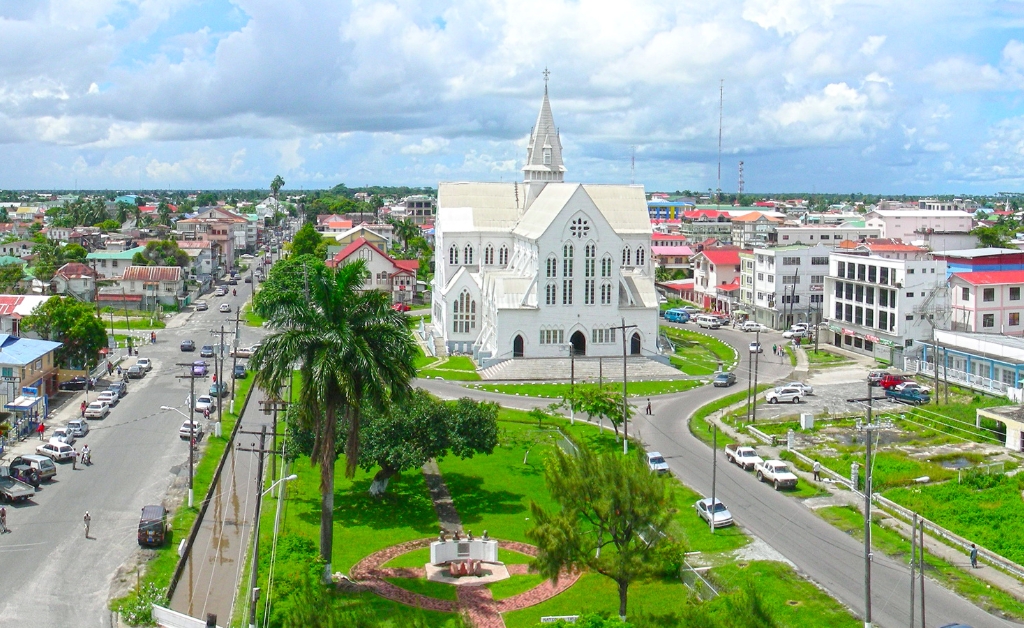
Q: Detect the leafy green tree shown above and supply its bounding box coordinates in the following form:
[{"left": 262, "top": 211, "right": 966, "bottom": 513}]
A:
[
  {"left": 22, "top": 296, "right": 107, "bottom": 370},
  {"left": 271, "top": 175, "right": 285, "bottom": 201},
  {"left": 390, "top": 217, "right": 420, "bottom": 253},
  {"left": 0, "top": 207, "right": 8, "bottom": 223},
  {"left": 0, "top": 263, "right": 24, "bottom": 292},
  {"left": 560, "top": 386, "right": 632, "bottom": 439},
  {"left": 290, "top": 222, "right": 323, "bottom": 257},
  {"left": 527, "top": 441, "right": 682, "bottom": 620},
  {"left": 63, "top": 243, "right": 88, "bottom": 263},
  {"left": 248, "top": 255, "right": 416, "bottom": 583},
  {"left": 96, "top": 219, "right": 121, "bottom": 231},
  {"left": 971, "top": 225, "right": 1010, "bottom": 248},
  {"left": 131, "top": 240, "right": 190, "bottom": 268},
  {"left": 157, "top": 201, "right": 172, "bottom": 226}
]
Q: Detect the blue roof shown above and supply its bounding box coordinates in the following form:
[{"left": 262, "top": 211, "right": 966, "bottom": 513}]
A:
[{"left": 0, "top": 335, "right": 62, "bottom": 366}]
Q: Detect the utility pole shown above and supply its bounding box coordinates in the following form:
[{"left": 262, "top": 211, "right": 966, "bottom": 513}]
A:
[
  {"left": 943, "top": 347, "right": 949, "bottom": 405},
  {"left": 238, "top": 424, "right": 284, "bottom": 628},
  {"left": 910, "top": 512, "right": 917, "bottom": 627},
  {"left": 209, "top": 326, "right": 227, "bottom": 437},
  {"left": 919, "top": 518, "right": 926, "bottom": 628},
  {"left": 932, "top": 336, "right": 940, "bottom": 406},
  {"left": 260, "top": 397, "right": 289, "bottom": 498},
  {"left": 614, "top": 317, "right": 638, "bottom": 455},
  {"left": 176, "top": 365, "right": 200, "bottom": 507},
  {"left": 751, "top": 328, "right": 761, "bottom": 424},
  {"left": 710, "top": 424, "right": 717, "bottom": 534},
  {"left": 864, "top": 375, "right": 874, "bottom": 628},
  {"left": 230, "top": 308, "right": 242, "bottom": 413}
]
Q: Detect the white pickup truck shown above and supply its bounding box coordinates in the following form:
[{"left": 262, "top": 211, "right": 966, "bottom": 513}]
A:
[
  {"left": 724, "top": 444, "right": 763, "bottom": 471},
  {"left": 754, "top": 459, "right": 799, "bottom": 490}
]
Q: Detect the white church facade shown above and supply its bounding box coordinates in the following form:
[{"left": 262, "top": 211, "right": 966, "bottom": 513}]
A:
[{"left": 430, "top": 87, "right": 660, "bottom": 367}]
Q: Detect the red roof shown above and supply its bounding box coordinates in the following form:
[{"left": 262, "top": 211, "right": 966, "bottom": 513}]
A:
[
  {"left": 329, "top": 237, "right": 418, "bottom": 275},
  {"left": 698, "top": 249, "right": 741, "bottom": 266},
  {"left": 55, "top": 262, "right": 98, "bottom": 280},
  {"left": 952, "top": 270, "right": 1024, "bottom": 286},
  {"left": 651, "top": 246, "right": 693, "bottom": 256},
  {"left": 682, "top": 210, "right": 726, "bottom": 220},
  {"left": 651, "top": 233, "right": 688, "bottom": 241},
  {"left": 717, "top": 281, "right": 741, "bottom": 292},
  {"left": 864, "top": 243, "right": 926, "bottom": 253}
]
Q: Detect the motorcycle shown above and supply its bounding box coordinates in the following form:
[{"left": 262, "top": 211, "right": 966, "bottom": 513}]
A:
[
  {"left": 81, "top": 449, "right": 92, "bottom": 466},
  {"left": 232, "top": 289, "right": 237, "bottom": 297}
]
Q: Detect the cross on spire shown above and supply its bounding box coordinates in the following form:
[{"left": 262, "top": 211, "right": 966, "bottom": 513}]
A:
[{"left": 543, "top": 67, "right": 550, "bottom": 93}]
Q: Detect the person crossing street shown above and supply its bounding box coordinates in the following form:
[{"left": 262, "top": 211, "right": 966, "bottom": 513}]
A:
[
  {"left": 0, "top": 506, "right": 9, "bottom": 534},
  {"left": 83, "top": 511, "right": 91, "bottom": 538}
]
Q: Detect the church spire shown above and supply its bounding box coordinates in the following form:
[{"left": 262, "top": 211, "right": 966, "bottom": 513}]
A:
[{"left": 522, "top": 68, "right": 565, "bottom": 209}]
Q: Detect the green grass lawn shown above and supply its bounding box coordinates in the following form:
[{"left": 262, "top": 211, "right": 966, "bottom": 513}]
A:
[
  {"left": 469, "top": 380, "right": 702, "bottom": 398},
  {"left": 662, "top": 327, "right": 736, "bottom": 376},
  {"left": 812, "top": 448, "right": 953, "bottom": 492},
  {"left": 488, "top": 574, "right": 546, "bottom": 601},
  {"left": 805, "top": 349, "right": 851, "bottom": 367},
  {"left": 419, "top": 355, "right": 481, "bottom": 381},
  {"left": 106, "top": 318, "right": 167, "bottom": 330},
  {"left": 818, "top": 505, "right": 1024, "bottom": 620},
  {"left": 878, "top": 391, "right": 1009, "bottom": 445},
  {"left": 242, "top": 302, "right": 265, "bottom": 327},
  {"left": 688, "top": 385, "right": 773, "bottom": 448},
  {"left": 385, "top": 577, "right": 458, "bottom": 601}
]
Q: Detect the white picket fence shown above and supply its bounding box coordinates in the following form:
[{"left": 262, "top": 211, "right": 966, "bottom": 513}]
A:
[{"left": 903, "top": 357, "right": 1013, "bottom": 398}]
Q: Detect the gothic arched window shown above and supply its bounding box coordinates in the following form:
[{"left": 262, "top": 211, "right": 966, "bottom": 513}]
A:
[
  {"left": 453, "top": 290, "right": 476, "bottom": 333},
  {"left": 464, "top": 245, "right": 474, "bottom": 265},
  {"left": 563, "top": 243, "right": 574, "bottom": 277},
  {"left": 449, "top": 245, "right": 459, "bottom": 265},
  {"left": 546, "top": 256, "right": 557, "bottom": 278},
  {"left": 636, "top": 246, "right": 646, "bottom": 266},
  {"left": 601, "top": 255, "right": 613, "bottom": 278},
  {"left": 622, "top": 246, "right": 632, "bottom": 266},
  {"left": 499, "top": 245, "right": 509, "bottom": 266},
  {"left": 484, "top": 244, "right": 494, "bottom": 265}
]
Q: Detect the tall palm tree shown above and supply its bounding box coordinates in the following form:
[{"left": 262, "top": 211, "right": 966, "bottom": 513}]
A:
[
  {"left": 248, "top": 257, "right": 416, "bottom": 583},
  {"left": 270, "top": 175, "right": 285, "bottom": 202}
]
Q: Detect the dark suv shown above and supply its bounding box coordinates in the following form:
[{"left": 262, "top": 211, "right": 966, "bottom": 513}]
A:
[{"left": 180, "top": 340, "right": 196, "bottom": 352}]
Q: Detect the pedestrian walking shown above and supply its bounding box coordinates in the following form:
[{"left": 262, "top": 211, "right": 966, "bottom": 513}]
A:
[
  {"left": 116, "top": 365, "right": 122, "bottom": 377},
  {"left": 970, "top": 543, "right": 979, "bottom": 568},
  {"left": 80, "top": 400, "right": 87, "bottom": 418},
  {"left": 813, "top": 461, "right": 821, "bottom": 481},
  {"left": 0, "top": 506, "right": 9, "bottom": 533},
  {"left": 645, "top": 399, "right": 652, "bottom": 415},
  {"left": 83, "top": 511, "right": 91, "bottom": 538},
  {"left": 772, "top": 344, "right": 777, "bottom": 355},
  {"left": 72, "top": 450, "right": 77, "bottom": 470},
  {"left": 37, "top": 422, "right": 45, "bottom": 441},
  {"left": 107, "top": 361, "right": 113, "bottom": 375}
]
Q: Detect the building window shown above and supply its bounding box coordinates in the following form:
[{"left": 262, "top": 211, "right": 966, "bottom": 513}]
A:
[
  {"left": 865, "top": 287, "right": 874, "bottom": 304},
  {"left": 906, "top": 314, "right": 914, "bottom": 321},
  {"left": 757, "top": 273, "right": 764, "bottom": 282},
  {"left": 835, "top": 281, "right": 843, "bottom": 298},
  {"left": 961, "top": 287, "right": 969, "bottom": 301},
  {"left": 591, "top": 328, "right": 616, "bottom": 344},
  {"left": 543, "top": 148, "right": 552, "bottom": 165},
  {"left": 782, "top": 275, "right": 799, "bottom": 284},
  {"left": 546, "top": 256, "right": 557, "bottom": 278},
  {"left": 906, "top": 292, "right": 914, "bottom": 298},
  {"left": 499, "top": 245, "right": 509, "bottom": 266},
  {"left": 983, "top": 288, "right": 995, "bottom": 302},
  {"left": 1011, "top": 287, "right": 1021, "bottom": 301},
  {"left": 539, "top": 329, "right": 564, "bottom": 344},
  {"left": 855, "top": 307, "right": 863, "bottom": 325},
  {"left": 810, "top": 294, "right": 823, "bottom": 303},
  {"left": 845, "top": 304, "right": 853, "bottom": 322},
  {"left": 782, "top": 257, "right": 801, "bottom": 265},
  {"left": 835, "top": 303, "right": 842, "bottom": 318},
  {"left": 601, "top": 282, "right": 612, "bottom": 305},
  {"left": 857, "top": 264, "right": 866, "bottom": 280},
  {"left": 584, "top": 279, "right": 595, "bottom": 305},
  {"left": 449, "top": 245, "right": 459, "bottom": 265},
  {"left": 585, "top": 244, "right": 596, "bottom": 277},
  {"left": 845, "top": 284, "right": 853, "bottom": 300},
  {"left": 865, "top": 309, "right": 874, "bottom": 327},
  {"left": 622, "top": 246, "right": 632, "bottom": 266},
  {"left": 601, "top": 255, "right": 612, "bottom": 277},
  {"left": 811, "top": 257, "right": 828, "bottom": 265},
  {"left": 983, "top": 313, "right": 995, "bottom": 328},
  {"left": 811, "top": 275, "right": 824, "bottom": 284},
  {"left": 464, "top": 245, "right": 474, "bottom": 265},
  {"left": 868, "top": 266, "right": 877, "bottom": 282},
  {"left": 484, "top": 245, "right": 494, "bottom": 265},
  {"left": 1010, "top": 312, "right": 1020, "bottom": 326},
  {"left": 452, "top": 290, "right": 476, "bottom": 333},
  {"left": 563, "top": 243, "right": 574, "bottom": 277},
  {"left": 855, "top": 285, "right": 864, "bottom": 302},
  {"left": 880, "top": 267, "right": 889, "bottom": 284},
  {"left": 545, "top": 283, "right": 557, "bottom": 305},
  {"left": 562, "top": 279, "right": 573, "bottom": 305},
  {"left": 837, "top": 261, "right": 845, "bottom": 276}
]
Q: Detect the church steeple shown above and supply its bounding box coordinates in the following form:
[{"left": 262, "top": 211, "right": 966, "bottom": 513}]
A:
[{"left": 522, "top": 68, "right": 565, "bottom": 209}]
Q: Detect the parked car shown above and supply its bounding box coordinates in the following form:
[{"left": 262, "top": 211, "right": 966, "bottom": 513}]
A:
[
  {"left": 740, "top": 320, "right": 764, "bottom": 332},
  {"left": 127, "top": 365, "right": 144, "bottom": 379},
  {"left": 4, "top": 463, "right": 40, "bottom": 489},
  {"left": 789, "top": 323, "right": 809, "bottom": 333},
  {"left": 782, "top": 382, "right": 814, "bottom": 395},
  {"left": 200, "top": 345, "right": 215, "bottom": 357},
  {"left": 84, "top": 401, "right": 110, "bottom": 419},
  {"left": 646, "top": 452, "right": 670, "bottom": 474},
  {"left": 35, "top": 442, "right": 76, "bottom": 462},
  {"left": 885, "top": 387, "right": 931, "bottom": 405},
  {"left": 664, "top": 308, "right": 690, "bottom": 323},
  {"left": 713, "top": 372, "right": 737, "bottom": 387},
  {"left": 894, "top": 382, "right": 930, "bottom": 394},
  {"left": 682, "top": 306, "right": 700, "bottom": 315},
  {"left": 66, "top": 419, "right": 90, "bottom": 437},
  {"left": 138, "top": 505, "right": 168, "bottom": 547},
  {"left": 192, "top": 361, "right": 208, "bottom": 377},
  {"left": 219, "top": 303, "right": 231, "bottom": 313},
  {"left": 868, "top": 371, "right": 888, "bottom": 386},
  {"left": 244, "top": 276, "right": 253, "bottom": 283},
  {"left": 695, "top": 498, "right": 734, "bottom": 528},
  {"left": 228, "top": 277, "right": 238, "bottom": 285},
  {"left": 0, "top": 467, "right": 36, "bottom": 503},
  {"left": 210, "top": 383, "right": 227, "bottom": 397},
  {"left": 136, "top": 357, "right": 152, "bottom": 372},
  {"left": 749, "top": 342, "right": 763, "bottom": 353},
  {"left": 724, "top": 444, "right": 763, "bottom": 471},
  {"left": 391, "top": 302, "right": 411, "bottom": 312},
  {"left": 782, "top": 329, "right": 808, "bottom": 339},
  {"left": 96, "top": 390, "right": 120, "bottom": 407},
  {"left": 58, "top": 376, "right": 94, "bottom": 391},
  {"left": 180, "top": 339, "right": 196, "bottom": 352},
  {"left": 232, "top": 363, "right": 248, "bottom": 379},
  {"left": 108, "top": 381, "right": 127, "bottom": 398},
  {"left": 49, "top": 428, "right": 75, "bottom": 446},
  {"left": 879, "top": 373, "right": 911, "bottom": 390},
  {"left": 9, "top": 455, "right": 56, "bottom": 482},
  {"left": 695, "top": 315, "right": 722, "bottom": 329},
  {"left": 231, "top": 344, "right": 260, "bottom": 358},
  {"left": 764, "top": 387, "right": 802, "bottom": 404},
  {"left": 754, "top": 459, "right": 799, "bottom": 490},
  {"left": 179, "top": 420, "right": 205, "bottom": 440},
  {"left": 194, "top": 301, "right": 209, "bottom": 311},
  {"left": 194, "top": 395, "right": 216, "bottom": 414}
]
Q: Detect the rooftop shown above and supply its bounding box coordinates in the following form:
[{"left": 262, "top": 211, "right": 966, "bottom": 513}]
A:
[
  {"left": 87, "top": 246, "right": 145, "bottom": 260},
  {"left": 951, "top": 270, "right": 1024, "bottom": 286},
  {"left": 932, "top": 248, "right": 1023, "bottom": 259},
  {"left": 0, "top": 334, "right": 62, "bottom": 366}
]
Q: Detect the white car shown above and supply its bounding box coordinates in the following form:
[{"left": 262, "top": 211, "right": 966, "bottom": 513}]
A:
[
  {"left": 740, "top": 321, "right": 764, "bottom": 332},
  {"left": 646, "top": 452, "right": 670, "bottom": 474},
  {"left": 231, "top": 344, "right": 260, "bottom": 358},
  {"left": 136, "top": 357, "right": 152, "bottom": 372},
  {"left": 789, "top": 323, "right": 809, "bottom": 333},
  {"left": 214, "top": 287, "right": 227, "bottom": 297},
  {"left": 66, "top": 419, "right": 90, "bottom": 437},
  {"left": 749, "top": 342, "right": 763, "bottom": 353},
  {"left": 695, "top": 498, "right": 734, "bottom": 528},
  {"left": 219, "top": 303, "right": 231, "bottom": 313},
  {"left": 782, "top": 382, "right": 814, "bottom": 395},
  {"left": 179, "top": 420, "right": 205, "bottom": 440},
  {"left": 782, "top": 329, "right": 808, "bottom": 339},
  {"left": 49, "top": 428, "right": 75, "bottom": 446},
  {"left": 96, "top": 390, "right": 120, "bottom": 407},
  {"left": 36, "top": 442, "right": 76, "bottom": 462},
  {"left": 194, "top": 395, "right": 216, "bottom": 414},
  {"left": 84, "top": 401, "right": 110, "bottom": 419},
  {"left": 764, "top": 387, "right": 802, "bottom": 404},
  {"left": 895, "top": 382, "right": 930, "bottom": 394}
]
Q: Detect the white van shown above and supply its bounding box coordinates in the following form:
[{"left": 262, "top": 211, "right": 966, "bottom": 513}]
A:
[{"left": 695, "top": 315, "right": 722, "bottom": 329}]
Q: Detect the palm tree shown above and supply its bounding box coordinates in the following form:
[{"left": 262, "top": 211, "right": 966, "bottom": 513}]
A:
[
  {"left": 270, "top": 175, "right": 285, "bottom": 203},
  {"left": 248, "top": 257, "right": 416, "bottom": 583}
]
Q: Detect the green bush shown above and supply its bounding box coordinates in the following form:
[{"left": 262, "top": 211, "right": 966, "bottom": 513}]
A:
[{"left": 110, "top": 582, "right": 167, "bottom": 627}]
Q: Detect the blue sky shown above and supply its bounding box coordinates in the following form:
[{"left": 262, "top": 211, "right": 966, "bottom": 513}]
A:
[{"left": 1, "top": 0, "right": 1023, "bottom": 194}]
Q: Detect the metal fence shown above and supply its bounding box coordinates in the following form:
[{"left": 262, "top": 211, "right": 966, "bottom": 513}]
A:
[
  {"left": 680, "top": 559, "right": 718, "bottom": 600},
  {"left": 904, "top": 357, "right": 1010, "bottom": 398},
  {"left": 958, "top": 461, "right": 1005, "bottom": 484}
]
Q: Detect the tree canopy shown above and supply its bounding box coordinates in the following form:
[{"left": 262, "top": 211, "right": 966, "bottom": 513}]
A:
[
  {"left": 290, "top": 223, "right": 324, "bottom": 258},
  {"left": 22, "top": 296, "right": 107, "bottom": 370},
  {"left": 131, "top": 240, "right": 190, "bottom": 268}
]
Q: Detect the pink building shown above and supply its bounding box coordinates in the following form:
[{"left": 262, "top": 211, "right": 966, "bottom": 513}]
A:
[
  {"left": 949, "top": 270, "right": 1024, "bottom": 333},
  {"left": 691, "top": 248, "right": 743, "bottom": 312}
]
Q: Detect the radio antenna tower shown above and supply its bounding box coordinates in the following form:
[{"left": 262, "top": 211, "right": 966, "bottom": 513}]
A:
[
  {"left": 716, "top": 79, "right": 723, "bottom": 208},
  {"left": 630, "top": 146, "right": 636, "bottom": 184},
  {"left": 738, "top": 161, "right": 745, "bottom": 197}
]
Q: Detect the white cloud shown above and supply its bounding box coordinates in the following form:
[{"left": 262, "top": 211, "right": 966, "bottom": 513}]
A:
[
  {"left": 859, "top": 35, "right": 886, "bottom": 56},
  {"left": 277, "top": 139, "right": 304, "bottom": 171},
  {"left": 741, "top": 0, "right": 840, "bottom": 35},
  {"left": 400, "top": 137, "right": 450, "bottom": 155},
  {"left": 762, "top": 80, "right": 891, "bottom": 144},
  {"left": 923, "top": 39, "right": 1024, "bottom": 91}
]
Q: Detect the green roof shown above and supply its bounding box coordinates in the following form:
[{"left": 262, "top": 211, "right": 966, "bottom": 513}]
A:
[
  {"left": 0, "top": 256, "right": 26, "bottom": 266},
  {"left": 87, "top": 246, "right": 145, "bottom": 260}
]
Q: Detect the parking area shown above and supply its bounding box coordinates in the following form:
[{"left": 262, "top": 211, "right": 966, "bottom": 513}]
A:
[{"left": 753, "top": 361, "right": 885, "bottom": 421}]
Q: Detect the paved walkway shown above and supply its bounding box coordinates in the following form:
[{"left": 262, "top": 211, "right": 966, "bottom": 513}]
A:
[
  {"left": 479, "top": 356, "right": 688, "bottom": 382},
  {"left": 422, "top": 459, "right": 462, "bottom": 534}
]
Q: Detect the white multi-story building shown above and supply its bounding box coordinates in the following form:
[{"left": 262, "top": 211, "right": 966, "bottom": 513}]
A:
[
  {"left": 825, "top": 246, "right": 948, "bottom": 362},
  {"left": 739, "top": 244, "right": 831, "bottom": 330},
  {"left": 769, "top": 224, "right": 881, "bottom": 247},
  {"left": 864, "top": 209, "right": 974, "bottom": 243},
  {"left": 430, "top": 87, "right": 659, "bottom": 365}
]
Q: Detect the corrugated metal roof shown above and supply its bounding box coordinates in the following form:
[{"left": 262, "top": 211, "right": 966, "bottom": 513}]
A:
[
  {"left": 951, "top": 270, "right": 1024, "bottom": 286},
  {"left": 87, "top": 246, "right": 145, "bottom": 260},
  {"left": 121, "top": 266, "right": 182, "bottom": 282},
  {"left": 0, "top": 335, "right": 61, "bottom": 366}
]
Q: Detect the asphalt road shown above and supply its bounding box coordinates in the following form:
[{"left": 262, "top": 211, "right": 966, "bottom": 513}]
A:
[
  {"left": 0, "top": 286, "right": 263, "bottom": 627},
  {"left": 420, "top": 326, "right": 1018, "bottom": 628}
]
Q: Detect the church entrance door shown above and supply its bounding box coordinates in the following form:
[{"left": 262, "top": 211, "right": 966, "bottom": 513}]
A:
[
  {"left": 630, "top": 332, "right": 641, "bottom": 355},
  {"left": 513, "top": 335, "right": 524, "bottom": 358},
  {"left": 570, "top": 331, "right": 586, "bottom": 357}
]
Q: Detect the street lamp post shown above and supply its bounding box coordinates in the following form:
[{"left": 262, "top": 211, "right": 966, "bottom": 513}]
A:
[{"left": 161, "top": 405, "right": 194, "bottom": 507}]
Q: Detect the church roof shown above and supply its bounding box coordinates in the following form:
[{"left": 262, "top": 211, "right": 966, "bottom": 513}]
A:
[{"left": 523, "top": 85, "right": 565, "bottom": 177}]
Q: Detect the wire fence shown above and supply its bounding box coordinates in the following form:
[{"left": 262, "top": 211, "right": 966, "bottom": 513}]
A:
[{"left": 680, "top": 559, "right": 718, "bottom": 601}]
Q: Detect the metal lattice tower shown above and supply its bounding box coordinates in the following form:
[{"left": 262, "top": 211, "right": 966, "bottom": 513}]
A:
[{"left": 738, "top": 161, "right": 745, "bottom": 196}]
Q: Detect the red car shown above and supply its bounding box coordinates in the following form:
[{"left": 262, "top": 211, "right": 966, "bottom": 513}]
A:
[
  {"left": 392, "top": 303, "right": 411, "bottom": 312},
  {"left": 879, "top": 374, "right": 911, "bottom": 390}
]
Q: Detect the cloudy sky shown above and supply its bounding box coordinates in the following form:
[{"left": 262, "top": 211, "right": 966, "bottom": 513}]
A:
[{"left": 1, "top": 0, "right": 1023, "bottom": 194}]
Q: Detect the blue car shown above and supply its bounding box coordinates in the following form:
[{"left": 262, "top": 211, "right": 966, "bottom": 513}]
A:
[
  {"left": 191, "top": 360, "right": 208, "bottom": 377},
  {"left": 664, "top": 308, "right": 690, "bottom": 323}
]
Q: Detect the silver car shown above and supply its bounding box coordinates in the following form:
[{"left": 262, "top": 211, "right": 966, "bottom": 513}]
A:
[
  {"left": 695, "top": 498, "right": 734, "bottom": 528},
  {"left": 782, "top": 382, "right": 814, "bottom": 395}
]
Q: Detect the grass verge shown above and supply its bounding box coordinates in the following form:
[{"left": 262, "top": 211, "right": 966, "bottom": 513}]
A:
[
  {"left": 662, "top": 326, "right": 736, "bottom": 376},
  {"left": 805, "top": 348, "right": 851, "bottom": 367},
  {"left": 468, "top": 380, "right": 703, "bottom": 399},
  {"left": 689, "top": 385, "right": 773, "bottom": 447}
]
